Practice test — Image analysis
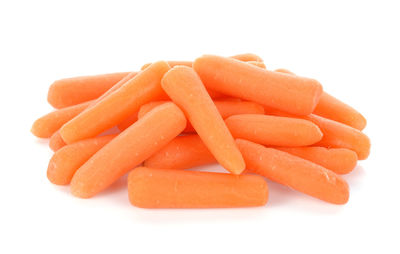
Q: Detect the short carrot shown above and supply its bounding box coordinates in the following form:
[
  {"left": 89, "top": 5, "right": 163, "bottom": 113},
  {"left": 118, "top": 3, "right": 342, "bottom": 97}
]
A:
[
  {"left": 48, "top": 72, "right": 130, "bottom": 108},
  {"left": 193, "top": 55, "right": 323, "bottom": 115},
  {"left": 49, "top": 131, "right": 67, "bottom": 152},
  {"left": 47, "top": 135, "right": 116, "bottom": 185},
  {"left": 225, "top": 114, "right": 323, "bottom": 147},
  {"left": 128, "top": 167, "right": 268, "bottom": 208},
  {"left": 236, "top": 139, "right": 350, "bottom": 204},
  {"left": 230, "top": 53, "right": 263, "bottom": 62},
  {"left": 60, "top": 61, "right": 170, "bottom": 144},
  {"left": 161, "top": 66, "right": 245, "bottom": 174},
  {"left": 70, "top": 102, "right": 187, "bottom": 198}
]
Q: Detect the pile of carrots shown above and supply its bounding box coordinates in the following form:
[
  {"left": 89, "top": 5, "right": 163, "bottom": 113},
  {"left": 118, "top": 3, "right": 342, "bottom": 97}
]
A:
[{"left": 32, "top": 53, "right": 370, "bottom": 208}]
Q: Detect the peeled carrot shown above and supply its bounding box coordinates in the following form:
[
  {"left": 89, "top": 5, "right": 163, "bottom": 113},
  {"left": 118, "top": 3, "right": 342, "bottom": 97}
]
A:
[
  {"left": 49, "top": 131, "right": 67, "bottom": 152},
  {"left": 47, "top": 135, "right": 115, "bottom": 185},
  {"left": 236, "top": 139, "right": 349, "bottom": 204},
  {"left": 225, "top": 114, "right": 323, "bottom": 147},
  {"left": 193, "top": 55, "right": 323, "bottom": 115},
  {"left": 230, "top": 53, "right": 263, "bottom": 62},
  {"left": 141, "top": 61, "right": 192, "bottom": 70},
  {"left": 247, "top": 61, "right": 266, "bottom": 69},
  {"left": 276, "top": 147, "right": 358, "bottom": 174},
  {"left": 128, "top": 167, "right": 268, "bottom": 208},
  {"left": 161, "top": 66, "right": 245, "bottom": 175},
  {"left": 48, "top": 72, "right": 130, "bottom": 108},
  {"left": 116, "top": 112, "right": 139, "bottom": 132},
  {"left": 60, "top": 61, "right": 170, "bottom": 144},
  {"left": 70, "top": 102, "right": 186, "bottom": 198}
]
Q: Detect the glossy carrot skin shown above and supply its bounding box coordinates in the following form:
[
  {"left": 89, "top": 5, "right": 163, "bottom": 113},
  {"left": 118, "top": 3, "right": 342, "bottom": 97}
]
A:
[
  {"left": 49, "top": 131, "right": 67, "bottom": 152},
  {"left": 128, "top": 167, "right": 268, "bottom": 208}
]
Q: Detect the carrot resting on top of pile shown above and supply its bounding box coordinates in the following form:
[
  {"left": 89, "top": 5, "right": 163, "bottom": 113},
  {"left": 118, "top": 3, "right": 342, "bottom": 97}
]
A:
[{"left": 32, "top": 53, "right": 370, "bottom": 209}]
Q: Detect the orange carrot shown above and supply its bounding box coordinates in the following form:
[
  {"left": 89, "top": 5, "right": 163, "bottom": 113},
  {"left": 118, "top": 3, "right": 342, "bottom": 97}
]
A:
[
  {"left": 47, "top": 135, "right": 115, "bottom": 185},
  {"left": 49, "top": 131, "right": 67, "bottom": 152},
  {"left": 31, "top": 101, "right": 92, "bottom": 138},
  {"left": 141, "top": 61, "right": 192, "bottom": 70},
  {"left": 60, "top": 61, "right": 170, "bottom": 144},
  {"left": 128, "top": 167, "right": 268, "bottom": 208},
  {"left": 225, "top": 114, "right": 323, "bottom": 147},
  {"left": 230, "top": 53, "right": 263, "bottom": 62},
  {"left": 70, "top": 102, "right": 186, "bottom": 198},
  {"left": 116, "top": 112, "right": 139, "bottom": 132},
  {"left": 161, "top": 66, "right": 245, "bottom": 174},
  {"left": 276, "top": 147, "right": 358, "bottom": 174},
  {"left": 247, "top": 61, "right": 266, "bottom": 69},
  {"left": 48, "top": 72, "right": 130, "bottom": 108},
  {"left": 236, "top": 139, "right": 349, "bottom": 204},
  {"left": 275, "top": 68, "right": 295, "bottom": 75},
  {"left": 193, "top": 55, "right": 323, "bottom": 115}
]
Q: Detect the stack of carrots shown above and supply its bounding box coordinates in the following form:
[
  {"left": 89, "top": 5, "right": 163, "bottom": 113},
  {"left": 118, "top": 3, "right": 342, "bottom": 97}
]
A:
[{"left": 32, "top": 53, "right": 370, "bottom": 208}]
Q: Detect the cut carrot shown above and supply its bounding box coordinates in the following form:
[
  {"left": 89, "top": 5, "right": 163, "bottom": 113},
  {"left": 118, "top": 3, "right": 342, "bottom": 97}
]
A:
[
  {"left": 49, "top": 131, "right": 67, "bottom": 152},
  {"left": 47, "top": 135, "right": 116, "bottom": 185},
  {"left": 128, "top": 167, "right": 268, "bottom": 208},
  {"left": 60, "top": 61, "right": 170, "bottom": 144},
  {"left": 276, "top": 147, "right": 358, "bottom": 174},
  {"left": 48, "top": 72, "right": 130, "bottom": 108},
  {"left": 141, "top": 61, "right": 192, "bottom": 70},
  {"left": 247, "top": 61, "right": 266, "bottom": 69},
  {"left": 161, "top": 66, "right": 245, "bottom": 174},
  {"left": 70, "top": 102, "right": 186, "bottom": 198},
  {"left": 236, "top": 139, "right": 349, "bottom": 204},
  {"left": 225, "top": 114, "right": 323, "bottom": 147},
  {"left": 230, "top": 53, "right": 263, "bottom": 62},
  {"left": 193, "top": 55, "right": 323, "bottom": 115}
]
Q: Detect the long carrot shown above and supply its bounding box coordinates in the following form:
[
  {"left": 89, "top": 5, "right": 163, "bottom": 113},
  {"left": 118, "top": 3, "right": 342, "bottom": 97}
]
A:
[
  {"left": 47, "top": 135, "right": 115, "bottom": 185},
  {"left": 225, "top": 114, "right": 323, "bottom": 147},
  {"left": 70, "top": 102, "right": 186, "bottom": 198},
  {"left": 161, "top": 66, "right": 245, "bottom": 175},
  {"left": 48, "top": 72, "right": 130, "bottom": 108},
  {"left": 60, "top": 61, "right": 170, "bottom": 144},
  {"left": 236, "top": 139, "right": 349, "bottom": 204},
  {"left": 193, "top": 55, "right": 323, "bottom": 115},
  {"left": 128, "top": 167, "right": 268, "bottom": 208},
  {"left": 49, "top": 131, "right": 67, "bottom": 152}
]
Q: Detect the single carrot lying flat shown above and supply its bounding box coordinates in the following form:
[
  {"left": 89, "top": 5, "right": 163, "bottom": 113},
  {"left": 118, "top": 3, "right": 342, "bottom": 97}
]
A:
[
  {"left": 161, "top": 66, "right": 245, "bottom": 175},
  {"left": 193, "top": 55, "right": 323, "bottom": 116},
  {"left": 60, "top": 61, "right": 170, "bottom": 144},
  {"left": 47, "top": 135, "right": 116, "bottom": 185},
  {"left": 128, "top": 167, "right": 268, "bottom": 208},
  {"left": 236, "top": 139, "right": 350, "bottom": 204},
  {"left": 49, "top": 131, "right": 67, "bottom": 152},
  {"left": 70, "top": 102, "right": 187, "bottom": 198},
  {"left": 225, "top": 114, "right": 323, "bottom": 147}
]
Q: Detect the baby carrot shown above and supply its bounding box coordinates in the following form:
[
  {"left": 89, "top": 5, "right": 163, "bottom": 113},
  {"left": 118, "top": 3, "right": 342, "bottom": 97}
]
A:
[
  {"left": 70, "top": 102, "right": 187, "bottom": 198},
  {"left": 230, "top": 53, "right": 263, "bottom": 62},
  {"left": 236, "top": 139, "right": 349, "bottom": 204},
  {"left": 48, "top": 72, "right": 130, "bottom": 108},
  {"left": 276, "top": 147, "right": 358, "bottom": 174},
  {"left": 116, "top": 112, "right": 139, "bottom": 132},
  {"left": 247, "top": 61, "right": 266, "bottom": 69},
  {"left": 193, "top": 55, "right": 323, "bottom": 115},
  {"left": 225, "top": 114, "right": 323, "bottom": 147},
  {"left": 47, "top": 135, "right": 116, "bottom": 185},
  {"left": 128, "top": 167, "right": 268, "bottom": 208},
  {"left": 161, "top": 66, "right": 245, "bottom": 174},
  {"left": 275, "top": 68, "right": 295, "bottom": 75},
  {"left": 141, "top": 61, "right": 193, "bottom": 70},
  {"left": 49, "top": 131, "right": 67, "bottom": 152},
  {"left": 60, "top": 61, "right": 170, "bottom": 144}
]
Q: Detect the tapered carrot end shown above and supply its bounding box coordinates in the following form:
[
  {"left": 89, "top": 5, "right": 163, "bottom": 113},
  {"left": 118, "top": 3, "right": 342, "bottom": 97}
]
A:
[
  {"left": 49, "top": 131, "right": 67, "bottom": 152},
  {"left": 47, "top": 153, "right": 69, "bottom": 185},
  {"left": 31, "top": 119, "right": 48, "bottom": 138},
  {"left": 331, "top": 179, "right": 350, "bottom": 205},
  {"left": 70, "top": 180, "right": 93, "bottom": 199}
]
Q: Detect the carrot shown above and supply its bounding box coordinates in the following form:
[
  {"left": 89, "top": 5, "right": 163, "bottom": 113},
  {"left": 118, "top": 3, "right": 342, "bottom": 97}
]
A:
[
  {"left": 225, "top": 114, "right": 323, "bottom": 147},
  {"left": 193, "top": 55, "right": 323, "bottom": 115},
  {"left": 230, "top": 53, "right": 263, "bottom": 62},
  {"left": 247, "top": 61, "right": 266, "bottom": 69},
  {"left": 49, "top": 131, "right": 67, "bottom": 152},
  {"left": 236, "top": 139, "right": 349, "bottom": 204},
  {"left": 161, "top": 66, "right": 245, "bottom": 174},
  {"left": 141, "top": 61, "right": 192, "bottom": 70},
  {"left": 60, "top": 61, "right": 170, "bottom": 144},
  {"left": 275, "top": 68, "right": 295, "bottom": 75},
  {"left": 276, "top": 147, "right": 358, "bottom": 174},
  {"left": 47, "top": 135, "right": 115, "bottom": 185},
  {"left": 128, "top": 167, "right": 268, "bottom": 208},
  {"left": 116, "top": 112, "right": 139, "bottom": 132},
  {"left": 70, "top": 102, "right": 186, "bottom": 198},
  {"left": 31, "top": 101, "right": 92, "bottom": 138},
  {"left": 48, "top": 72, "right": 130, "bottom": 108}
]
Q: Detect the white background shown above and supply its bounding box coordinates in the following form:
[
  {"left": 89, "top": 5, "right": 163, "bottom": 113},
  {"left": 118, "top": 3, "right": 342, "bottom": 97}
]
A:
[{"left": 1, "top": 1, "right": 399, "bottom": 253}]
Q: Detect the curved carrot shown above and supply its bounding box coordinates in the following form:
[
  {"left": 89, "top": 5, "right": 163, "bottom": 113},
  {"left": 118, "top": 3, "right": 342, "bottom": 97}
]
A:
[
  {"left": 70, "top": 102, "right": 186, "bottom": 198},
  {"left": 60, "top": 61, "right": 170, "bottom": 144},
  {"left": 128, "top": 167, "right": 268, "bottom": 208},
  {"left": 193, "top": 55, "right": 323, "bottom": 115},
  {"left": 236, "top": 139, "right": 349, "bottom": 204},
  {"left": 230, "top": 53, "right": 263, "bottom": 62},
  {"left": 225, "top": 114, "right": 323, "bottom": 147},
  {"left": 161, "top": 66, "right": 245, "bottom": 174},
  {"left": 49, "top": 131, "right": 67, "bottom": 152}
]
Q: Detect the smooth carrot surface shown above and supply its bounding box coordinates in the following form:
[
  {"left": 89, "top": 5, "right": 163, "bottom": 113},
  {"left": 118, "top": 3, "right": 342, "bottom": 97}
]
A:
[
  {"left": 230, "top": 53, "right": 263, "bottom": 62},
  {"left": 47, "top": 135, "right": 115, "bottom": 185},
  {"left": 225, "top": 114, "right": 323, "bottom": 147},
  {"left": 193, "top": 55, "right": 323, "bottom": 115},
  {"left": 276, "top": 147, "right": 358, "bottom": 174},
  {"left": 128, "top": 167, "right": 268, "bottom": 208},
  {"left": 70, "top": 102, "right": 186, "bottom": 198},
  {"left": 60, "top": 61, "right": 170, "bottom": 144},
  {"left": 116, "top": 111, "right": 139, "bottom": 132},
  {"left": 236, "top": 139, "right": 349, "bottom": 204},
  {"left": 49, "top": 131, "right": 67, "bottom": 152},
  {"left": 48, "top": 72, "right": 130, "bottom": 108},
  {"left": 161, "top": 66, "right": 245, "bottom": 174}
]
